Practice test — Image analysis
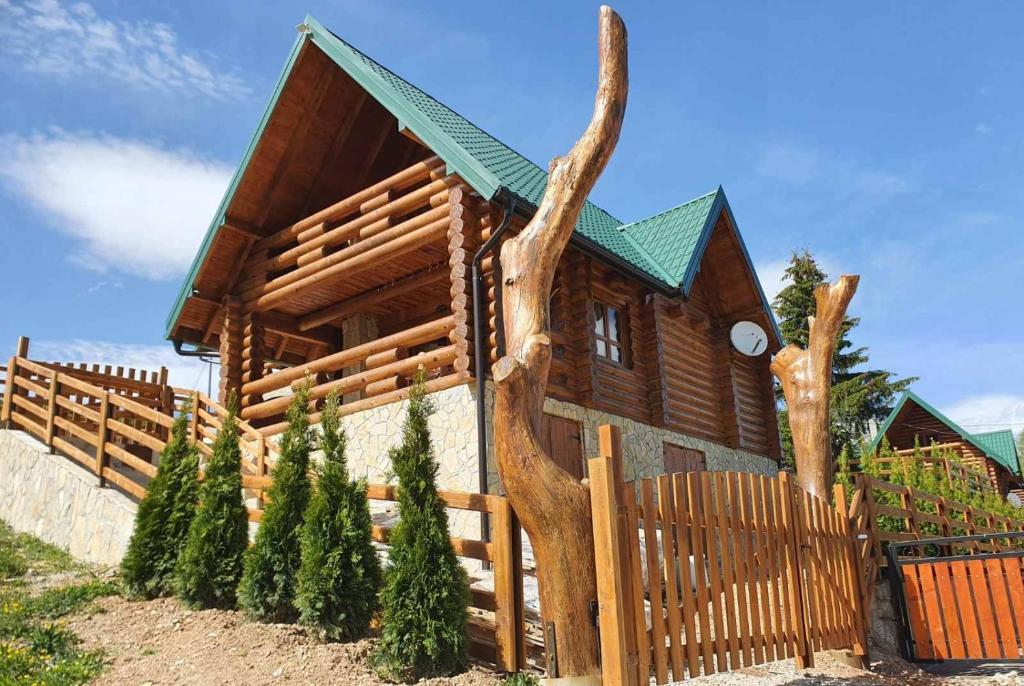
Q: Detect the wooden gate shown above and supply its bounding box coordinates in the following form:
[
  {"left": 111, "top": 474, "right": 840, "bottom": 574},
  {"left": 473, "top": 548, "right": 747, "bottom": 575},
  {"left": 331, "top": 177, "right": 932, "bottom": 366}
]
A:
[
  {"left": 887, "top": 533, "right": 1024, "bottom": 661},
  {"left": 589, "top": 425, "right": 868, "bottom": 685}
]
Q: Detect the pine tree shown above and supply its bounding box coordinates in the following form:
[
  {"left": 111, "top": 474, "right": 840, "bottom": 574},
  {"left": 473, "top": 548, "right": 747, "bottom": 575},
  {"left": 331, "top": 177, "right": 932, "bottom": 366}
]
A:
[
  {"left": 372, "top": 378, "right": 469, "bottom": 682},
  {"left": 773, "top": 250, "right": 915, "bottom": 466},
  {"left": 296, "top": 392, "right": 382, "bottom": 641},
  {"left": 121, "top": 406, "right": 200, "bottom": 599},
  {"left": 175, "top": 401, "right": 250, "bottom": 609},
  {"left": 239, "top": 385, "right": 313, "bottom": 622}
]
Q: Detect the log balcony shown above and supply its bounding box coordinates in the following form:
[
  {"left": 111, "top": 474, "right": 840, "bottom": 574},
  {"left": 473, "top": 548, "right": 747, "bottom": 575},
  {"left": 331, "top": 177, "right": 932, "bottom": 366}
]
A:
[{"left": 194, "top": 155, "right": 496, "bottom": 435}]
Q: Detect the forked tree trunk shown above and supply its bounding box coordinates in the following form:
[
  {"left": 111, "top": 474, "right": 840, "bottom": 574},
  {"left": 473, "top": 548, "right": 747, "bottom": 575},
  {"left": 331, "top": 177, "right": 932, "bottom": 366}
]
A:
[
  {"left": 492, "top": 6, "right": 628, "bottom": 682},
  {"left": 771, "top": 275, "right": 859, "bottom": 498}
]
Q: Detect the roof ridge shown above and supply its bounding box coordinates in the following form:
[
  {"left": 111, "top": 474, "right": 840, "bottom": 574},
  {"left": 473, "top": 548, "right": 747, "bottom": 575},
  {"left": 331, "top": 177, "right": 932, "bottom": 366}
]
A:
[{"left": 617, "top": 188, "right": 720, "bottom": 230}]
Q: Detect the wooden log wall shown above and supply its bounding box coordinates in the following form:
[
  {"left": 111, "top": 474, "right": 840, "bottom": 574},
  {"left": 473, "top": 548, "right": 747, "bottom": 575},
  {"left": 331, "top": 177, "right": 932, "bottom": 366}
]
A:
[{"left": 218, "top": 296, "right": 243, "bottom": 402}]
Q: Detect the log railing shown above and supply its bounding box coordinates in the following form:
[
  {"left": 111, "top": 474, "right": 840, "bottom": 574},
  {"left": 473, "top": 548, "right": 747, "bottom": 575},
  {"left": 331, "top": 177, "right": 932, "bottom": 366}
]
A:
[
  {"left": 0, "top": 343, "right": 527, "bottom": 672},
  {"left": 237, "top": 155, "right": 456, "bottom": 312}
]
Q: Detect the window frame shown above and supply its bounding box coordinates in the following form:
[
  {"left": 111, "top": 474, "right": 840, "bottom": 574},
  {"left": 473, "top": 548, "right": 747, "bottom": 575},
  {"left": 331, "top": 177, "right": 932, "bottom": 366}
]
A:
[{"left": 592, "top": 299, "right": 629, "bottom": 367}]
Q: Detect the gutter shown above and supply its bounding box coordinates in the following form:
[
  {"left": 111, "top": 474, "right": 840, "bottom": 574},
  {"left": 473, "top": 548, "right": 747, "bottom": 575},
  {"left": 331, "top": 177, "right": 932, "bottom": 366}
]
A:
[{"left": 472, "top": 192, "right": 516, "bottom": 504}]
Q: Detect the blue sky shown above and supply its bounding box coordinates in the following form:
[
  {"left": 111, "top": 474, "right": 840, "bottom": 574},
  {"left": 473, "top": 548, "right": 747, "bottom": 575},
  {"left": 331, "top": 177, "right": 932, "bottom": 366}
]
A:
[{"left": 0, "top": 0, "right": 1021, "bottom": 437}]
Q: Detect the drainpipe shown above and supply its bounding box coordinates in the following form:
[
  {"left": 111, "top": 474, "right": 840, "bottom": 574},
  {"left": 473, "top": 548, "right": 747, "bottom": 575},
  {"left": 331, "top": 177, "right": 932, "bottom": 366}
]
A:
[
  {"left": 472, "top": 192, "right": 517, "bottom": 506},
  {"left": 172, "top": 340, "right": 219, "bottom": 358}
]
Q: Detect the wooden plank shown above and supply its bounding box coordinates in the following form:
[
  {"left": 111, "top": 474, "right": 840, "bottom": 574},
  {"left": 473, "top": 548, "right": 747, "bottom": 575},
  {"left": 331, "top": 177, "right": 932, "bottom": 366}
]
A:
[
  {"left": 727, "top": 473, "right": 753, "bottom": 667},
  {"left": 101, "top": 466, "right": 147, "bottom": 499},
  {"left": 686, "top": 473, "right": 715, "bottom": 676},
  {"left": 902, "top": 565, "right": 933, "bottom": 659},
  {"left": 738, "top": 473, "right": 764, "bottom": 665},
  {"left": 985, "top": 557, "right": 1019, "bottom": 657},
  {"left": 107, "top": 393, "right": 174, "bottom": 428},
  {"left": 12, "top": 393, "right": 48, "bottom": 421},
  {"left": 948, "top": 560, "right": 983, "bottom": 658},
  {"left": 918, "top": 560, "right": 950, "bottom": 659},
  {"left": 105, "top": 442, "right": 157, "bottom": 479},
  {"left": 932, "top": 562, "right": 967, "bottom": 659},
  {"left": 754, "top": 476, "right": 780, "bottom": 661},
  {"left": 656, "top": 475, "right": 685, "bottom": 681},
  {"left": 11, "top": 411, "right": 45, "bottom": 441},
  {"left": 640, "top": 479, "right": 668, "bottom": 684},
  {"left": 108, "top": 418, "right": 166, "bottom": 454},
  {"left": 1001, "top": 557, "right": 1024, "bottom": 658},
  {"left": 51, "top": 436, "right": 94, "bottom": 469},
  {"left": 623, "top": 482, "right": 651, "bottom": 684},
  {"left": 671, "top": 473, "right": 699, "bottom": 679},
  {"left": 797, "top": 491, "right": 822, "bottom": 653},
  {"left": 701, "top": 472, "right": 728, "bottom": 672},
  {"left": 714, "top": 473, "right": 740, "bottom": 670},
  {"left": 968, "top": 559, "right": 1003, "bottom": 658},
  {"left": 53, "top": 416, "right": 98, "bottom": 446},
  {"left": 55, "top": 395, "right": 100, "bottom": 423}
]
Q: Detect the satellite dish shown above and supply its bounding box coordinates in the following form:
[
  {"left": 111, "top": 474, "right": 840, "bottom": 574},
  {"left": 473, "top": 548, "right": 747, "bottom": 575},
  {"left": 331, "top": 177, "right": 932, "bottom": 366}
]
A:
[{"left": 730, "top": 321, "right": 768, "bottom": 357}]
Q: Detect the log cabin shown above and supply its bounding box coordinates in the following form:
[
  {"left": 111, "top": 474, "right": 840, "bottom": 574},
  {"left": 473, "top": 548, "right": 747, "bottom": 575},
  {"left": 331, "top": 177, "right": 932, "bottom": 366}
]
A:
[
  {"left": 868, "top": 391, "right": 1022, "bottom": 500},
  {"left": 165, "top": 16, "right": 784, "bottom": 513}
]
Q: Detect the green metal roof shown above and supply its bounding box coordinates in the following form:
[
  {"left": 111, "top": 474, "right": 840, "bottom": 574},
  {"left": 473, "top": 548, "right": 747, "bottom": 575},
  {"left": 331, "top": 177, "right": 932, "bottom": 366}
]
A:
[
  {"left": 166, "top": 16, "right": 781, "bottom": 343},
  {"left": 869, "top": 391, "right": 1021, "bottom": 476}
]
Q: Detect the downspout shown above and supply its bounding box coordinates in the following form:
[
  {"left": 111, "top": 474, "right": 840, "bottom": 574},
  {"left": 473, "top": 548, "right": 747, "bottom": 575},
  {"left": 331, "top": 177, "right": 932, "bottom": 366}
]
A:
[
  {"left": 172, "top": 339, "right": 219, "bottom": 358},
  {"left": 472, "top": 192, "right": 516, "bottom": 504}
]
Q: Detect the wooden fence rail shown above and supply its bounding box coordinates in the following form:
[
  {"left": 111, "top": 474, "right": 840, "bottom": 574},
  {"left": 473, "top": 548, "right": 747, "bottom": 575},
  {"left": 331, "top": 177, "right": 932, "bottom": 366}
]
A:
[
  {"left": 590, "top": 425, "right": 867, "bottom": 686},
  {"left": 0, "top": 338, "right": 527, "bottom": 673}
]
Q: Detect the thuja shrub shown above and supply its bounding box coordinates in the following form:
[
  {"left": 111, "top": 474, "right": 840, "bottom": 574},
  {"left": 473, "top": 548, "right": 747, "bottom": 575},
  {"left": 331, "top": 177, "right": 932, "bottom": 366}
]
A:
[
  {"left": 372, "top": 378, "right": 469, "bottom": 683},
  {"left": 296, "top": 392, "right": 381, "bottom": 641},
  {"left": 239, "top": 386, "right": 313, "bottom": 622},
  {"left": 121, "top": 406, "right": 200, "bottom": 599},
  {"left": 175, "top": 402, "right": 250, "bottom": 609}
]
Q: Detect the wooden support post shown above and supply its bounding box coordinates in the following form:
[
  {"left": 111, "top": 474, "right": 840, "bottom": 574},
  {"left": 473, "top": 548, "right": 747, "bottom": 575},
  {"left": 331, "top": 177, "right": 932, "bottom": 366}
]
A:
[
  {"left": 95, "top": 394, "right": 110, "bottom": 486},
  {"left": 1, "top": 355, "right": 16, "bottom": 427},
  {"left": 44, "top": 372, "right": 59, "bottom": 450},
  {"left": 16, "top": 336, "right": 29, "bottom": 358},
  {"left": 779, "top": 471, "right": 813, "bottom": 670},
  {"left": 190, "top": 390, "right": 200, "bottom": 444},
  {"left": 589, "top": 426, "right": 630, "bottom": 686},
  {"left": 492, "top": 498, "right": 520, "bottom": 673}
]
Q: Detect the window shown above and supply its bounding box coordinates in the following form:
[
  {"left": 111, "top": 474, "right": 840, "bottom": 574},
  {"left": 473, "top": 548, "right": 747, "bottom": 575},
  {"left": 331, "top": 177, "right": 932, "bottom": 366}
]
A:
[{"left": 593, "top": 301, "right": 628, "bottom": 365}]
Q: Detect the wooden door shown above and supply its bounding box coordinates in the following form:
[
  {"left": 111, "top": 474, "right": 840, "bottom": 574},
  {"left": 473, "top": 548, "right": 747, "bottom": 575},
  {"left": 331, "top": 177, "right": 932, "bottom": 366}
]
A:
[
  {"left": 663, "top": 443, "right": 705, "bottom": 475},
  {"left": 541, "top": 413, "right": 584, "bottom": 480}
]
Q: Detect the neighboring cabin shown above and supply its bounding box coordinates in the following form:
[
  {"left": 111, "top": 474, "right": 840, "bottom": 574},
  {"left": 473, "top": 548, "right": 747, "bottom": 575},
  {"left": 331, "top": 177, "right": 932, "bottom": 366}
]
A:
[
  {"left": 868, "top": 391, "right": 1022, "bottom": 500},
  {"left": 165, "top": 16, "right": 783, "bottom": 506}
]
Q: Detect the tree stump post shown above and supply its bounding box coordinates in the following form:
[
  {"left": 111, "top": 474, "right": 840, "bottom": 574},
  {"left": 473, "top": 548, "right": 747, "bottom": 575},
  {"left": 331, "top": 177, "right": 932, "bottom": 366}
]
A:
[
  {"left": 492, "top": 6, "right": 628, "bottom": 683},
  {"left": 771, "top": 275, "right": 859, "bottom": 498}
]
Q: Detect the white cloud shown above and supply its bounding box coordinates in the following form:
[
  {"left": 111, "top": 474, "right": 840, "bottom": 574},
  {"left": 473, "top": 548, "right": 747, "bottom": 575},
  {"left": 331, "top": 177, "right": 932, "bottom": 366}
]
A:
[
  {"left": 942, "top": 394, "right": 1024, "bottom": 440},
  {"left": 0, "top": 0, "right": 248, "bottom": 99},
  {"left": 754, "top": 142, "right": 910, "bottom": 203},
  {"left": 0, "top": 131, "right": 231, "bottom": 279},
  {"left": 976, "top": 123, "right": 993, "bottom": 135},
  {"left": 31, "top": 338, "right": 213, "bottom": 392},
  {"left": 754, "top": 144, "right": 821, "bottom": 185}
]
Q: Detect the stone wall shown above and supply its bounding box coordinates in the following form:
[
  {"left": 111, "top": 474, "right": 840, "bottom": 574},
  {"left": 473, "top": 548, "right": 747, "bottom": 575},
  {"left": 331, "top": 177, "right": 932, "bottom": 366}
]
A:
[{"left": 0, "top": 430, "right": 136, "bottom": 566}]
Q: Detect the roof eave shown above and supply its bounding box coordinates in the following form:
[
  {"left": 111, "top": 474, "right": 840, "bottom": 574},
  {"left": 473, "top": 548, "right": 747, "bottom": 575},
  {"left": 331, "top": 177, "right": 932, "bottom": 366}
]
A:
[{"left": 165, "top": 30, "right": 309, "bottom": 340}]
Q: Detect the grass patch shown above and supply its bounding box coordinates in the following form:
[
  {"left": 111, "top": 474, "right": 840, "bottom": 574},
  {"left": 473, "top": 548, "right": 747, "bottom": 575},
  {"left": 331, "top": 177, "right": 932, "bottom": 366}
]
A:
[
  {"left": 0, "top": 521, "right": 81, "bottom": 577},
  {"left": 500, "top": 673, "right": 540, "bottom": 686},
  {"left": 0, "top": 520, "right": 116, "bottom": 684}
]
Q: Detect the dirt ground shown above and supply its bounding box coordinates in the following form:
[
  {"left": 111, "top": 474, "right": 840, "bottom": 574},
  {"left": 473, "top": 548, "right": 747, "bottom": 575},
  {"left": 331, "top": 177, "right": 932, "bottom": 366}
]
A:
[
  {"left": 62, "top": 592, "right": 1024, "bottom": 686},
  {"left": 65, "top": 595, "right": 501, "bottom": 686}
]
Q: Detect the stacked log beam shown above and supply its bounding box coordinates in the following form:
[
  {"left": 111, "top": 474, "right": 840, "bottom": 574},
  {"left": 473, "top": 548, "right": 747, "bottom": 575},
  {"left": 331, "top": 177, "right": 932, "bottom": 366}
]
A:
[
  {"left": 241, "top": 311, "right": 265, "bottom": 409},
  {"left": 447, "top": 186, "right": 479, "bottom": 377},
  {"left": 218, "top": 296, "right": 243, "bottom": 403}
]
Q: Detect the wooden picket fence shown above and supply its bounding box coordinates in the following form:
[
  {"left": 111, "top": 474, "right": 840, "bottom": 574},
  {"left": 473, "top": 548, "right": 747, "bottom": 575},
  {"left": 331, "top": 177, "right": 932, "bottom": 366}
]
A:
[{"left": 590, "top": 426, "right": 868, "bottom": 685}]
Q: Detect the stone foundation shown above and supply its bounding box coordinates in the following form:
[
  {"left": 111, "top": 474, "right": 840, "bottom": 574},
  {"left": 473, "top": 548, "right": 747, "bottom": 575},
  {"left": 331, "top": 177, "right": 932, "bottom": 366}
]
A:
[{"left": 0, "top": 430, "right": 136, "bottom": 566}]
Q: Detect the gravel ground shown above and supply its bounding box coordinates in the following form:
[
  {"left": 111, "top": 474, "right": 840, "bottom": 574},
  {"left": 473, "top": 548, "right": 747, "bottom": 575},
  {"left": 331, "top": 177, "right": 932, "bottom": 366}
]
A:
[{"left": 60, "top": 592, "right": 1023, "bottom": 686}]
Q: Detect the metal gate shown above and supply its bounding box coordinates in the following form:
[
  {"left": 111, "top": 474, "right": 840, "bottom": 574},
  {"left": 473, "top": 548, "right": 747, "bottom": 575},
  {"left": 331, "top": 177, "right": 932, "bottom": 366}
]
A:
[{"left": 887, "top": 532, "right": 1024, "bottom": 661}]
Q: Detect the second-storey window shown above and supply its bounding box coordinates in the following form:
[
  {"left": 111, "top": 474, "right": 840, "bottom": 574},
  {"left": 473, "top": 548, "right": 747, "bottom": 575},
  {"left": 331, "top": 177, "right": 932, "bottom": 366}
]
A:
[{"left": 593, "top": 300, "right": 627, "bottom": 365}]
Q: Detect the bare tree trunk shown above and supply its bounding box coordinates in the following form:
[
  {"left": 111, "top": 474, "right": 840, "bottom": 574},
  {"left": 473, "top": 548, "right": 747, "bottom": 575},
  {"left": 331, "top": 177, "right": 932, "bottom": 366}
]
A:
[
  {"left": 492, "top": 6, "right": 628, "bottom": 682},
  {"left": 771, "top": 275, "right": 859, "bottom": 498}
]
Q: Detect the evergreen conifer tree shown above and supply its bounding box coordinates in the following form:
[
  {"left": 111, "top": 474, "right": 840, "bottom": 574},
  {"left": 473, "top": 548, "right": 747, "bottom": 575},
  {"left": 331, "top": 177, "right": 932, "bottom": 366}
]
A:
[
  {"left": 773, "top": 251, "right": 915, "bottom": 466},
  {"left": 372, "top": 378, "right": 469, "bottom": 682},
  {"left": 121, "top": 405, "right": 200, "bottom": 598},
  {"left": 296, "top": 392, "right": 381, "bottom": 641},
  {"left": 175, "top": 401, "right": 250, "bottom": 609},
  {"left": 239, "top": 385, "right": 313, "bottom": 622}
]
